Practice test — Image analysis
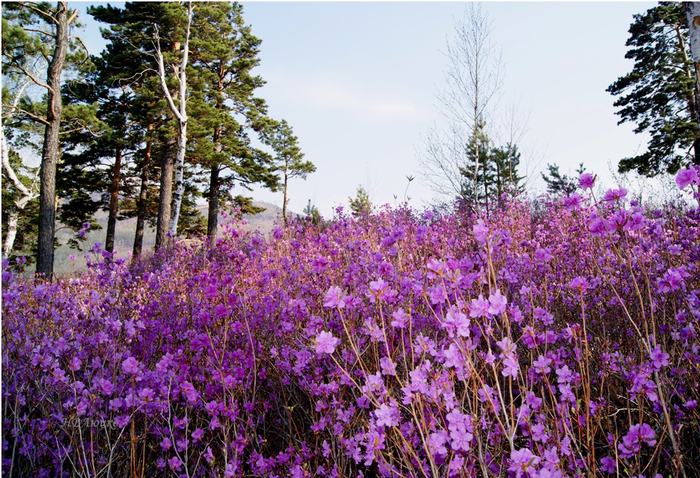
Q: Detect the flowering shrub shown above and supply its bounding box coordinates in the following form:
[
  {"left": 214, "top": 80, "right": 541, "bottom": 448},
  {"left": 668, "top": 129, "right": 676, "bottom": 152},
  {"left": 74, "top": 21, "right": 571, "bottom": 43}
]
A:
[{"left": 3, "top": 169, "right": 700, "bottom": 477}]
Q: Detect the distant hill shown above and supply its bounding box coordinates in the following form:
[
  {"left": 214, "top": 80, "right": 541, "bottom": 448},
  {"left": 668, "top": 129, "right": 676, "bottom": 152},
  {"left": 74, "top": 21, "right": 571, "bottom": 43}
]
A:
[{"left": 53, "top": 202, "right": 288, "bottom": 275}]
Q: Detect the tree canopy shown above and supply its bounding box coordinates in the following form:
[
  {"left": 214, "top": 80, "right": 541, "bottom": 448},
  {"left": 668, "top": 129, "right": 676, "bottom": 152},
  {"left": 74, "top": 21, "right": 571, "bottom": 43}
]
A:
[{"left": 608, "top": 2, "right": 700, "bottom": 176}]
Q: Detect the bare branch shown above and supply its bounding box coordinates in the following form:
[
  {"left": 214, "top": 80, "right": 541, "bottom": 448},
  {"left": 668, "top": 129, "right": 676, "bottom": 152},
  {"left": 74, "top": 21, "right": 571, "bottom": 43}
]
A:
[
  {"left": 9, "top": 61, "right": 53, "bottom": 92},
  {"left": 2, "top": 104, "right": 50, "bottom": 126},
  {"left": 22, "top": 27, "right": 52, "bottom": 36},
  {"left": 23, "top": 2, "right": 60, "bottom": 25},
  {"left": 2, "top": 131, "right": 38, "bottom": 202},
  {"left": 153, "top": 25, "right": 183, "bottom": 122},
  {"left": 67, "top": 8, "right": 79, "bottom": 25},
  {"left": 68, "top": 35, "right": 90, "bottom": 55}
]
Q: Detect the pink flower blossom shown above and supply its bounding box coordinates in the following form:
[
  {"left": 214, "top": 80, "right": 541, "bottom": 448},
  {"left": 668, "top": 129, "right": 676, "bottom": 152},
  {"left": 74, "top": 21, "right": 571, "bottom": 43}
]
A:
[{"left": 314, "top": 331, "right": 340, "bottom": 354}]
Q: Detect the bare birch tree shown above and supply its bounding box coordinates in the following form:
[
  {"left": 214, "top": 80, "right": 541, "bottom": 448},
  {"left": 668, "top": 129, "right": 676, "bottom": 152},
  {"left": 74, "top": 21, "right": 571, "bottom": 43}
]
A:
[{"left": 419, "top": 3, "right": 504, "bottom": 205}]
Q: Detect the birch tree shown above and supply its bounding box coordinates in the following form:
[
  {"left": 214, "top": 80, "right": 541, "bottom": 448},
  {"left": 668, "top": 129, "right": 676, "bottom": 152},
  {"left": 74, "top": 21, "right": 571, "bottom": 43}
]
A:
[
  {"left": 418, "top": 4, "right": 505, "bottom": 207},
  {"left": 685, "top": 2, "right": 700, "bottom": 157},
  {"left": 153, "top": 1, "right": 192, "bottom": 247},
  {"left": 2, "top": 131, "right": 39, "bottom": 258}
]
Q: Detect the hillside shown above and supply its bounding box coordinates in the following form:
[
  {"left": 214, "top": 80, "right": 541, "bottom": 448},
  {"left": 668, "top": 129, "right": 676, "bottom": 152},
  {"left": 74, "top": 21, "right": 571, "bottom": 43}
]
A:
[{"left": 53, "top": 201, "right": 289, "bottom": 275}]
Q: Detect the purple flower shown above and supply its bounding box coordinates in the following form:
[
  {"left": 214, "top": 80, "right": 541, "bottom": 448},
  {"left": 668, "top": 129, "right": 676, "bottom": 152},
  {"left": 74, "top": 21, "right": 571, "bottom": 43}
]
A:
[
  {"left": 138, "top": 387, "right": 155, "bottom": 401},
  {"left": 600, "top": 456, "right": 616, "bottom": 474},
  {"left": 472, "top": 219, "right": 489, "bottom": 244},
  {"left": 99, "top": 378, "right": 114, "bottom": 395},
  {"left": 180, "top": 381, "right": 199, "bottom": 404},
  {"left": 160, "top": 437, "right": 172, "bottom": 451},
  {"left": 675, "top": 167, "right": 698, "bottom": 189},
  {"left": 192, "top": 428, "right": 204, "bottom": 441},
  {"left": 323, "top": 286, "right": 347, "bottom": 309},
  {"left": 534, "top": 248, "right": 553, "bottom": 263},
  {"left": 488, "top": 290, "right": 507, "bottom": 315},
  {"left": 168, "top": 456, "right": 183, "bottom": 471},
  {"left": 533, "top": 355, "right": 551, "bottom": 375},
  {"left": 314, "top": 331, "right": 340, "bottom": 354},
  {"left": 649, "top": 345, "right": 669, "bottom": 371},
  {"left": 121, "top": 356, "right": 141, "bottom": 375},
  {"left": 602, "top": 187, "right": 627, "bottom": 202},
  {"left": 562, "top": 192, "right": 583, "bottom": 210},
  {"left": 501, "top": 356, "right": 519, "bottom": 378},
  {"left": 567, "top": 276, "right": 588, "bottom": 292},
  {"left": 618, "top": 423, "right": 656, "bottom": 458},
  {"left": 508, "top": 448, "right": 540, "bottom": 477},
  {"left": 469, "top": 295, "right": 490, "bottom": 318},
  {"left": 579, "top": 172, "right": 595, "bottom": 190},
  {"left": 390, "top": 308, "right": 408, "bottom": 329},
  {"left": 374, "top": 403, "right": 399, "bottom": 427},
  {"left": 427, "top": 430, "right": 449, "bottom": 457},
  {"left": 555, "top": 365, "right": 574, "bottom": 384}
]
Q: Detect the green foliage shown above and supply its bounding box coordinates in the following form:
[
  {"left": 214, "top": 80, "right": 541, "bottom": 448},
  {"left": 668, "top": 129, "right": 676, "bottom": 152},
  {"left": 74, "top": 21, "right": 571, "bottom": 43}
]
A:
[
  {"left": 607, "top": 2, "right": 699, "bottom": 176},
  {"left": 541, "top": 162, "right": 586, "bottom": 196},
  {"left": 349, "top": 186, "right": 372, "bottom": 216},
  {"left": 459, "top": 119, "right": 523, "bottom": 212},
  {"left": 269, "top": 120, "right": 314, "bottom": 182},
  {"left": 303, "top": 200, "right": 322, "bottom": 224}
]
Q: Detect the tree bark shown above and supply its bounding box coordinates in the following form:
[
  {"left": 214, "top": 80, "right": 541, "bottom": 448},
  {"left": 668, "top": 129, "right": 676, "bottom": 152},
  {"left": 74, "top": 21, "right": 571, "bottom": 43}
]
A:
[
  {"left": 36, "top": 2, "right": 69, "bottom": 279},
  {"left": 155, "top": 138, "right": 175, "bottom": 250},
  {"left": 282, "top": 158, "right": 289, "bottom": 226},
  {"left": 206, "top": 164, "right": 219, "bottom": 244},
  {"left": 155, "top": 1, "right": 192, "bottom": 238},
  {"left": 133, "top": 141, "right": 152, "bottom": 258},
  {"left": 105, "top": 147, "right": 122, "bottom": 253}
]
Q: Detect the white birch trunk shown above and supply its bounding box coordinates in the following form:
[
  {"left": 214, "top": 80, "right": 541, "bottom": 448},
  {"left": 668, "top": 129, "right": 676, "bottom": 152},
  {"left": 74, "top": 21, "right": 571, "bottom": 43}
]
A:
[
  {"left": 2, "top": 129, "right": 39, "bottom": 257},
  {"left": 685, "top": 2, "right": 700, "bottom": 162},
  {"left": 154, "top": 1, "right": 192, "bottom": 238}
]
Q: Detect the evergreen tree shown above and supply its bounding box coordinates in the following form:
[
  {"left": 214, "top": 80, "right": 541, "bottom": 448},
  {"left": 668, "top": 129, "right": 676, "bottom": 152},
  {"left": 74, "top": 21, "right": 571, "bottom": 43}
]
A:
[
  {"left": 349, "top": 186, "right": 372, "bottom": 216},
  {"left": 459, "top": 119, "right": 495, "bottom": 212},
  {"left": 2, "top": 1, "right": 91, "bottom": 277},
  {"left": 608, "top": 2, "right": 700, "bottom": 176},
  {"left": 491, "top": 142, "right": 523, "bottom": 206},
  {"left": 541, "top": 163, "right": 586, "bottom": 196},
  {"left": 268, "top": 120, "right": 315, "bottom": 225},
  {"left": 303, "top": 199, "right": 322, "bottom": 225},
  {"left": 187, "top": 2, "right": 281, "bottom": 241}
]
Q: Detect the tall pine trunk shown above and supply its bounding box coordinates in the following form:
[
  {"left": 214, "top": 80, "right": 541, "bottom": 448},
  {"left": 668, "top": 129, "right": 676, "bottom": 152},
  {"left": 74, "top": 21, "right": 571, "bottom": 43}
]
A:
[
  {"left": 133, "top": 141, "right": 152, "bottom": 258},
  {"left": 282, "top": 160, "right": 289, "bottom": 226},
  {"left": 155, "top": 138, "right": 175, "bottom": 250},
  {"left": 206, "top": 96, "right": 225, "bottom": 242},
  {"left": 206, "top": 164, "right": 219, "bottom": 244},
  {"left": 105, "top": 147, "right": 122, "bottom": 253},
  {"left": 36, "top": 2, "right": 69, "bottom": 279}
]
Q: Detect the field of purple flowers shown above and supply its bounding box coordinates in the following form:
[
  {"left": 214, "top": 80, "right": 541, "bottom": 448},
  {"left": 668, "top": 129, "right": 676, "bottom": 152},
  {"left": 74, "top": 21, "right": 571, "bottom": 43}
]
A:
[{"left": 3, "top": 170, "right": 700, "bottom": 478}]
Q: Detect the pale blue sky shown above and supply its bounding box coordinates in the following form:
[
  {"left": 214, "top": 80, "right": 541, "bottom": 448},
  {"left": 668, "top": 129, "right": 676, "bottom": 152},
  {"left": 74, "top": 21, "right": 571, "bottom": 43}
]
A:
[{"left": 77, "top": 2, "right": 659, "bottom": 217}]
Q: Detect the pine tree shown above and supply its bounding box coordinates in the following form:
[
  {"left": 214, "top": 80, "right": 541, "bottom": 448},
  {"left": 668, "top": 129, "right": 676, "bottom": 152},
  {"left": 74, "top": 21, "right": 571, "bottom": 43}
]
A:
[
  {"left": 268, "top": 120, "right": 314, "bottom": 225},
  {"left": 608, "top": 2, "right": 700, "bottom": 176},
  {"left": 2, "top": 1, "right": 90, "bottom": 278},
  {"left": 187, "top": 2, "right": 281, "bottom": 241},
  {"left": 541, "top": 163, "right": 586, "bottom": 196},
  {"left": 349, "top": 186, "right": 372, "bottom": 216},
  {"left": 459, "top": 119, "right": 495, "bottom": 212},
  {"left": 491, "top": 142, "right": 524, "bottom": 205}
]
